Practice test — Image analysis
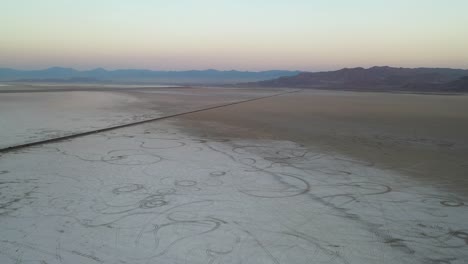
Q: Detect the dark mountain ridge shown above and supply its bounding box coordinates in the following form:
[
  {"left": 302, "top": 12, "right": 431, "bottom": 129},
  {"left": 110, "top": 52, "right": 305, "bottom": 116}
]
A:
[{"left": 254, "top": 66, "right": 468, "bottom": 92}]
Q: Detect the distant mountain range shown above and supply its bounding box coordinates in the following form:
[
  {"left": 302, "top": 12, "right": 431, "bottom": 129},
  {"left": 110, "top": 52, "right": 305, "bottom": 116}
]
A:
[
  {"left": 253, "top": 66, "right": 468, "bottom": 92},
  {"left": 2, "top": 66, "right": 467, "bottom": 92},
  {"left": 0, "top": 67, "right": 300, "bottom": 84}
]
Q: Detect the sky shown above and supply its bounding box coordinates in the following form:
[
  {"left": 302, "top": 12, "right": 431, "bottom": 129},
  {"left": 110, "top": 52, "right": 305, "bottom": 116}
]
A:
[{"left": 1, "top": 0, "right": 468, "bottom": 71}]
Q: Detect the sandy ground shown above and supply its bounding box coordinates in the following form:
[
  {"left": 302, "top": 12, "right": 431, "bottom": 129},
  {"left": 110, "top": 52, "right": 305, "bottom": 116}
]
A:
[
  {"left": 180, "top": 89, "right": 468, "bottom": 197},
  {"left": 0, "top": 86, "right": 467, "bottom": 263}
]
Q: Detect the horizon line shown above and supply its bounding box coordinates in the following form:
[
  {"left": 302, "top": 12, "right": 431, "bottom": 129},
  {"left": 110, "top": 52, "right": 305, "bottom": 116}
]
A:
[{"left": 2, "top": 65, "right": 468, "bottom": 72}]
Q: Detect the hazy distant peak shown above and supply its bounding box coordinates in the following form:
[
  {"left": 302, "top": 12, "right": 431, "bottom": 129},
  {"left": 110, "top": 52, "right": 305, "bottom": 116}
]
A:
[
  {"left": 88, "top": 67, "right": 107, "bottom": 72},
  {"left": 46, "top": 66, "right": 76, "bottom": 72},
  {"left": 0, "top": 67, "right": 299, "bottom": 84}
]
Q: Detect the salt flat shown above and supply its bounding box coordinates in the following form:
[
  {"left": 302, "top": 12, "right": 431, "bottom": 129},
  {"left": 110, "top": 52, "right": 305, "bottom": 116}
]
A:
[
  {"left": 0, "top": 87, "right": 467, "bottom": 263},
  {"left": 0, "top": 120, "right": 467, "bottom": 263},
  {"left": 0, "top": 84, "right": 283, "bottom": 148},
  {"left": 182, "top": 89, "right": 468, "bottom": 197},
  {"left": 0, "top": 91, "right": 161, "bottom": 148}
]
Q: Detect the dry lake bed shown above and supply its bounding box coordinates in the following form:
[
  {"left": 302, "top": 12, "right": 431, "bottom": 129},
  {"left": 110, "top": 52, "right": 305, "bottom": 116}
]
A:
[{"left": 1, "top": 84, "right": 468, "bottom": 264}]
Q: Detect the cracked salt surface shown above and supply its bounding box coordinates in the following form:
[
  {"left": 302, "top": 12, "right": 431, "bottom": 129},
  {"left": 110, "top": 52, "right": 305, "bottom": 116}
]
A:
[{"left": 0, "top": 120, "right": 467, "bottom": 264}]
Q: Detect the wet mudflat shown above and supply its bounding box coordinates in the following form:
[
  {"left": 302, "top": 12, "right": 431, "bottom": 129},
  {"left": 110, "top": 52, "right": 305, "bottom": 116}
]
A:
[{"left": 0, "top": 86, "right": 467, "bottom": 263}]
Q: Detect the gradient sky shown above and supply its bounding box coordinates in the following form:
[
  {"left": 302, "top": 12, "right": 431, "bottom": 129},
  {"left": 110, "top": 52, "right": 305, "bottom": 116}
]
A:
[{"left": 1, "top": 0, "right": 468, "bottom": 71}]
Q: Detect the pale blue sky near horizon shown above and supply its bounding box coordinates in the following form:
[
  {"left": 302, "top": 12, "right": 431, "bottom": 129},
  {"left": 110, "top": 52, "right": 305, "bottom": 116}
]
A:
[{"left": 1, "top": 0, "right": 467, "bottom": 71}]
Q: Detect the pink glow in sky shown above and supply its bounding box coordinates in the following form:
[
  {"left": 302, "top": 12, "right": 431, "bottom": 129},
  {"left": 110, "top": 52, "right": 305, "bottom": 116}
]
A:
[{"left": 1, "top": 0, "right": 468, "bottom": 71}]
